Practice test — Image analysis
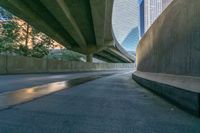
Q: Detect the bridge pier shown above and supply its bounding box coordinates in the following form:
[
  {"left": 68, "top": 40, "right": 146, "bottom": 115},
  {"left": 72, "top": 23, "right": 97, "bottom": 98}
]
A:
[{"left": 86, "top": 54, "right": 93, "bottom": 63}]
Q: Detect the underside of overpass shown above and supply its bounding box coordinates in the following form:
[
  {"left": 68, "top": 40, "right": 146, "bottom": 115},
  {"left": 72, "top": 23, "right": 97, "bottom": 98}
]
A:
[{"left": 0, "top": 0, "right": 134, "bottom": 63}]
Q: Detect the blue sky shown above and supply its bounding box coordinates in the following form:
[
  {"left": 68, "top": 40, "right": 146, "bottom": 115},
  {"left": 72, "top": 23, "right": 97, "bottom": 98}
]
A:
[{"left": 122, "top": 27, "right": 139, "bottom": 51}]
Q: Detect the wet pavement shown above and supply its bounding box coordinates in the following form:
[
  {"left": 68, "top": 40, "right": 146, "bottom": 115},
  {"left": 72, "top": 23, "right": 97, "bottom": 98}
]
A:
[
  {"left": 0, "top": 71, "right": 121, "bottom": 93},
  {"left": 0, "top": 71, "right": 200, "bottom": 133},
  {"left": 0, "top": 73, "right": 112, "bottom": 110}
]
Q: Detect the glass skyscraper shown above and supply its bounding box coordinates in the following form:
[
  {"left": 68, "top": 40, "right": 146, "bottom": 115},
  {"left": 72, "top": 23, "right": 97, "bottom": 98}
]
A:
[
  {"left": 138, "top": 0, "right": 145, "bottom": 38},
  {"left": 144, "top": 0, "right": 162, "bottom": 33},
  {"left": 138, "top": 0, "right": 173, "bottom": 38}
]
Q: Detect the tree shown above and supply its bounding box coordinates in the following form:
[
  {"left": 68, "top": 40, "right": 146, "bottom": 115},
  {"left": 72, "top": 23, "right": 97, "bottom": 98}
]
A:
[
  {"left": 30, "top": 28, "right": 55, "bottom": 58},
  {"left": 0, "top": 7, "right": 84, "bottom": 61},
  {"left": 0, "top": 19, "right": 19, "bottom": 54}
]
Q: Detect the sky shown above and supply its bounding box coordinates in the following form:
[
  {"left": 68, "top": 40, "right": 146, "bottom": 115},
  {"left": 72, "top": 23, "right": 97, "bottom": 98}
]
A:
[{"left": 112, "top": 0, "right": 139, "bottom": 52}]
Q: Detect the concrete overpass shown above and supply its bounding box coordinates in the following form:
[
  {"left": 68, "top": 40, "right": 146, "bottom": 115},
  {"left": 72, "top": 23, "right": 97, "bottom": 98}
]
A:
[{"left": 0, "top": 0, "right": 134, "bottom": 63}]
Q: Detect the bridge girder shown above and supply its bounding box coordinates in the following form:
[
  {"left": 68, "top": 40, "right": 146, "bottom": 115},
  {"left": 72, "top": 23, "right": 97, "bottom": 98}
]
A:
[{"left": 0, "top": 0, "right": 134, "bottom": 63}]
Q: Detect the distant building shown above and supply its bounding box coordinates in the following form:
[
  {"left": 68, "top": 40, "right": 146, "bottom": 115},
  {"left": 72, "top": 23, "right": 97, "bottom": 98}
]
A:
[
  {"left": 138, "top": 0, "right": 145, "bottom": 38},
  {"left": 138, "top": 0, "right": 173, "bottom": 38},
  {"left": 144, "top": 0, "right": 162, "bottom": 33},
  {"left": 112, "top": 0, "right": 139, "bottom": 51}
]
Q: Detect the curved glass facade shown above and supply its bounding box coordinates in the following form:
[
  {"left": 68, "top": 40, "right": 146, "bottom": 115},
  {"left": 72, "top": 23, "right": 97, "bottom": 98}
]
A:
[{"left": 112, "top": 0, "right": 139, "bottom": 52}]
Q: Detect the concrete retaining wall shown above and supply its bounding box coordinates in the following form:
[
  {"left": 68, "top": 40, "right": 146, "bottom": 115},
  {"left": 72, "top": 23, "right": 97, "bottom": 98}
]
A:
[
  {"left": 7, "top": 56, "right": 47, "bottom": 74},
  {"left": 47, "top": 59, "right": 72, "bottom": 73},
  {"left": 134, "top": 0, "right": 200, "bottom": 116},
  {"left": 136, "top": 0, "right": 200, "bottom": 77},
  {"left": 133, "top": 71, "right": 200, "bottom": 116},
  {"left": 0, "top": 55, "right": 6, "bottom": 74},
  {"left": 0, "top": 55, "right": 134, "bottom": 74}
]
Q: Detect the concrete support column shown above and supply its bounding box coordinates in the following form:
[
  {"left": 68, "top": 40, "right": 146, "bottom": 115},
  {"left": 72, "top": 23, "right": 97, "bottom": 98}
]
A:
[{"left": 86, "top": 54, "right": 93, "bottom": 63}]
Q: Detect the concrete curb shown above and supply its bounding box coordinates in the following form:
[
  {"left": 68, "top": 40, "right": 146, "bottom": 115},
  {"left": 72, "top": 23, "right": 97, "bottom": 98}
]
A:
[{"left": 132, "top": 71, "right": 200, "bottom": 116}]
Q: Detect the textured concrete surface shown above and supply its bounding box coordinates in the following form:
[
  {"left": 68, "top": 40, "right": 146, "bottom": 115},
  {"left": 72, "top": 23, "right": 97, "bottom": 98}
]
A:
[
  {"left": 0, "top": 55, "right": 6, "bottom": 74},
  {"left": 133, "top": 71, "right": 200, "bottom": 116},
  {"left": 136, "top": 0, "right": 200, "bottom": 76},
  {"left": 47, "top": 60, "right": 72, "bottom": 72},
  {"left": 133, "top": 71, "right": 200, "bottom": 92},
  {"left": 7, "top": 55, "right": 47, "bottom": 74},
  {"left": 0, "top": 55, "right": 134, "bottom": 74},
  {"left": 0, "top": 72, "right": 199, "bottom": 133},
  {"left": 134, "top": 0, "right": 200, "bottom": 117}
]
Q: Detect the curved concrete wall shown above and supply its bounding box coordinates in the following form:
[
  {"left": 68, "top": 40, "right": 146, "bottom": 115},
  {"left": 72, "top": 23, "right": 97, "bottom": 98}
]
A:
[
  {"left": 136, "top": 0, "right": 200, "bottom": 77},
  {"left": 134, "top": 0, "right": 200, "bottom": 116}
]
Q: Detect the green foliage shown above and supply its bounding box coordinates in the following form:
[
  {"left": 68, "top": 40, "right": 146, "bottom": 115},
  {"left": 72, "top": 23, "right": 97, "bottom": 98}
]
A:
[
  {"left": 49, "top": 49, "right": 84, "bottom": 62},
  {"left": 16, "top": 44, "right": 31, "bottom": 56},
  {"left": 61, "top": 49, "right": 83, "bottom": 61},
  {"left": 0, "top": 20, "right": 19, "bottom": 53},
  {"left": 32, "top": 43, "right": 49, "bottom": 58},
  {"left": 0, "top": 17, "right": 52, "bottom": 57},
  {"left": 0, "top": 7, "right": 84, "bottom": 61}
]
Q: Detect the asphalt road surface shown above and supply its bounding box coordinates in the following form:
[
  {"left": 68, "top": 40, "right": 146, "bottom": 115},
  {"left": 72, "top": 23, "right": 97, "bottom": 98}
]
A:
[{"left": 0, "top": 71, "right": 199, "bottom": 133}]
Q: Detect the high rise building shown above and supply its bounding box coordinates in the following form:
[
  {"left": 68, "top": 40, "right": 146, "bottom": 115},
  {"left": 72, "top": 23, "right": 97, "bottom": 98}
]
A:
[
  {"left": 144, "top": 0, "right": 162, "bottom": 32},
  {"left": 138, "top": 0, "right": 145, "bottom": 38},
  {"left": 138, "top": 0, "right": 173, "bottom": 38}
]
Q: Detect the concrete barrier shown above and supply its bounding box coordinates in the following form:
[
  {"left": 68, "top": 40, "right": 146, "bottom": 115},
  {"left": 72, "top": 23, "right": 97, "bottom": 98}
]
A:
[
  {"left": 0, "top": 55, "right": 134, "bottom": 74},
  {"left": 134, "top": 0, "right": 200, "bottom": 116},
  {"left": 47, "top": 60, "right": 72, "bottom": 73},
  {"left": 136, "top": 0, "right": 200, "bottom": 77},
  {"left": 0, "top": 55, "right": 7, "bottom": 74},
  {"left": 6, "top": 56, "right": 47, "bottom": 74},
  {"left": 133, "top": 71, "right": 200, "bottom": 116}
]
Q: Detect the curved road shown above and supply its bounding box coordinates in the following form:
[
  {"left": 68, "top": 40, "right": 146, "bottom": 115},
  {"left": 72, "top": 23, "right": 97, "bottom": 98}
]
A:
[{"left": 0, "top": 71, "right": 199, "bottom": 133}]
